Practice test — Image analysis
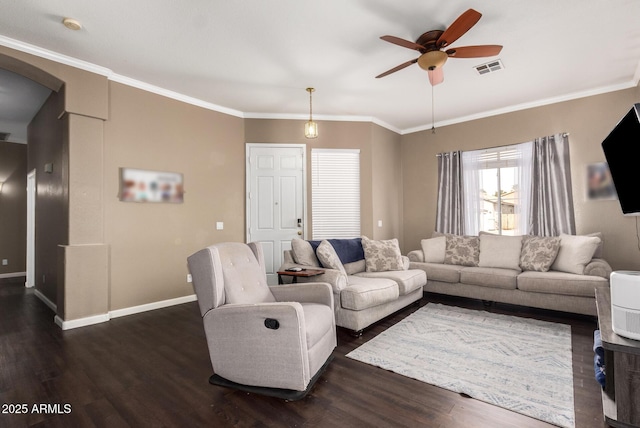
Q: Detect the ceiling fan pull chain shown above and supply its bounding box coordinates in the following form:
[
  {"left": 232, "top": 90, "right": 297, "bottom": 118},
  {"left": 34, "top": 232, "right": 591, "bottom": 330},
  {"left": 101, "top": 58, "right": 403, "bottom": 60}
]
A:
[{"left": 431, "top": 83, "right": 436, "bottom": 134}]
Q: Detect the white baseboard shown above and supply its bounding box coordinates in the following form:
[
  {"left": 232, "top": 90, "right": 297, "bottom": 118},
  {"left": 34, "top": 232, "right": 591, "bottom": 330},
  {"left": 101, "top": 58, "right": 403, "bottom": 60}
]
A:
[
  {"left": 109, "top": 294, "right": 197, "bottom": 319},
  {"left": 55, "top": 313, "right": 110, "bottom": 330},
  {"left": 54, "top": 294, "right": 198, "bottom": 330},
  {"left": 34, "top": 289, "right": 57, "bottom": 312},
  {"left": 0, "top": 271, "right": 27, "bottom": 279}
]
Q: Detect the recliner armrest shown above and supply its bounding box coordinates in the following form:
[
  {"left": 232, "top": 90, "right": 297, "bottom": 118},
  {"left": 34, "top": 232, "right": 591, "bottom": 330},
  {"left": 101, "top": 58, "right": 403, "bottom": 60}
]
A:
[
  {"left": 270, "top": 283, "right": 334, "bottom": 310},
  {"left": 205, "top": 302, "right": 311, "bottom": 391}
]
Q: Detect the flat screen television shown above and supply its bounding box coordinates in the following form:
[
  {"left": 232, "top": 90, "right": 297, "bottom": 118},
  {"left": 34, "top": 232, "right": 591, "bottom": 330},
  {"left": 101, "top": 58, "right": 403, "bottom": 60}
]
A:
[{"left": 601, "top": 103, "right": 640, "bottom": 215}]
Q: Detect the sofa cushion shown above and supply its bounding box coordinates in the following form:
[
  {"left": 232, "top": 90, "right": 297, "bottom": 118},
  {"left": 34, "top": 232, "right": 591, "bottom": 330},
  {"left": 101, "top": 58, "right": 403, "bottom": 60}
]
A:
[
  {"left": 459, "top": 267, "right": 519, "bottom": 290},
  {"left": 353, "top": 269, "right": 426, "bottom": 296},
  {"left": 587, "top": 232, "right": 604, "bottom": 258},
  {"left": 421, "top": 236, "right": 446, "bottom": 263},
  {"left": 444, "top": 235, "right": 480, "bottom": 267},
  {"left": 517, "top": 271, "right": 607, "bottom": 297},
  {"left": 519, "top": 236, "right": 561, "bottom": 272},
  {"left": 291, "top": 239, "right": 321, "bottom": 267},
  {"left": 416, "top": 263, "right": 462, "bottom": 283},
  {"left": 478, "top": 234, "right": 523, "bottom": 271},
  {"left": 316, "top": 240, "right": 346, "bottom": 274},
  {"left": 340, "top": 277, "right": 399, "bottom": 310},
  {"left": 361, "top": 236, "right": 404, "bottom": 272},
  {"left": 551, "top": 234, "right": 601, "bottom": 275},
  {"left": 344, "top": 259, "right": 366, "bottom": 275}
]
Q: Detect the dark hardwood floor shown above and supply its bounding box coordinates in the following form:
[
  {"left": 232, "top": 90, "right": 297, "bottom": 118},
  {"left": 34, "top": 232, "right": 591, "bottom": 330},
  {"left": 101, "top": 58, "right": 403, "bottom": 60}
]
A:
[{"left": 0, "top": 277, "right": 606, "bottom": 427}]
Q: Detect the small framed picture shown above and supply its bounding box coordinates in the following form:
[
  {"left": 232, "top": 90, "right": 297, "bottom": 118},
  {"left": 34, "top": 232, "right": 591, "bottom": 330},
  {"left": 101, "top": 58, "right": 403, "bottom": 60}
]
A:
[
  {"left": 119, "top": 168, "right": 184, "bottom": 203},
  {"left": 586, "top": 162, "right": 616, "bottom": 201}
]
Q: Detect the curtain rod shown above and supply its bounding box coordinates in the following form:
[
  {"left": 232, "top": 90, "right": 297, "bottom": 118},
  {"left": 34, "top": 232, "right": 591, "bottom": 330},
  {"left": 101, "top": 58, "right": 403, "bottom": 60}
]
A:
[{"left": 435, "top": 132, "right": 569, "bottom": 157}]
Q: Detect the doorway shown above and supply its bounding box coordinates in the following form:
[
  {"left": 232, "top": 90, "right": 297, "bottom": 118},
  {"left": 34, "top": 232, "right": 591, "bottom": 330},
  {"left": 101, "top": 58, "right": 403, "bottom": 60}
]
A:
[
  {"left": 246, "top": 144, "right": 306, "bottom": 284},
  {"left": 26, "top": 169, "right": 35, "bottom": 288}
]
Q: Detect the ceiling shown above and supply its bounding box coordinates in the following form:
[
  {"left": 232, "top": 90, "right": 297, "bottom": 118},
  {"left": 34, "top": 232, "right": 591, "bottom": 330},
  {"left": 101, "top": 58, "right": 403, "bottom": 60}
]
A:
[{"left": 1, "top": 0, "right": 640, "bottom": 137}]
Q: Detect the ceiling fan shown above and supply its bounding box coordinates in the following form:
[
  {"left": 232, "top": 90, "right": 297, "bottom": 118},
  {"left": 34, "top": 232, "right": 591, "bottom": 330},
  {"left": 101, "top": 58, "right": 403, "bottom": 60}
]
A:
[{"left": 376, "top": 8, "right": 502, "bottom": 85}]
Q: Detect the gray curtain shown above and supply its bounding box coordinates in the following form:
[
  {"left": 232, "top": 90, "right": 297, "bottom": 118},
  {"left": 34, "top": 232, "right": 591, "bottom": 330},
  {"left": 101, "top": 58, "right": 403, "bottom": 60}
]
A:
[
  {"left": 436, "top": 151, "right": 464, "bottom": 234},
  {"left": 529, "top": 133, "right": 576, "bottom": 236}
]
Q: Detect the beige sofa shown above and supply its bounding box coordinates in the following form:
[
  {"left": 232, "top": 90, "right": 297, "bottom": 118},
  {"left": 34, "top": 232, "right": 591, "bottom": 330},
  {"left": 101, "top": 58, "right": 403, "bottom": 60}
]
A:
[
  {"left": 408, "top": 232, "right": 612, "bottom": 316},
  {"left": 280, "top": 237, "right": 427, "bottom": 336}
]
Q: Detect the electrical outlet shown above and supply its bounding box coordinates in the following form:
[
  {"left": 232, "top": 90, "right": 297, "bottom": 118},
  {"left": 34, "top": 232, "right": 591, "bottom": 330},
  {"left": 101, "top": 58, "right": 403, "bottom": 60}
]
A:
[
  {"left": 216, "top": 222, "right": 224, "bottom": 230},
  {"left": 42, "top": 274, "right": 46, "bottom": 284},
  {"left": 187, "top": 274, "right": 193, "bottom": 283},
  {"left": 1, "top": 259, "right": 7, "bottom": 266},
  {"left": 377, "top": 220, "right": 383, "bottom": 228}
]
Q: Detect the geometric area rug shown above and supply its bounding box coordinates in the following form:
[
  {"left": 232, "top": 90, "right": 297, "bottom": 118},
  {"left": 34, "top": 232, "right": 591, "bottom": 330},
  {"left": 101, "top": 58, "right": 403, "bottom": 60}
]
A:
[{"left": 346, "top": 303, "right": 575, "bottom": 428}]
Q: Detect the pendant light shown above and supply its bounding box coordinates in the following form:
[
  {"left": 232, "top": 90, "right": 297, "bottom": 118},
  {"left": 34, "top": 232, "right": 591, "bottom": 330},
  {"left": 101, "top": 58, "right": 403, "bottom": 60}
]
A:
[{"left": 304, "top": 87, "right": 318, "bottom": 139}]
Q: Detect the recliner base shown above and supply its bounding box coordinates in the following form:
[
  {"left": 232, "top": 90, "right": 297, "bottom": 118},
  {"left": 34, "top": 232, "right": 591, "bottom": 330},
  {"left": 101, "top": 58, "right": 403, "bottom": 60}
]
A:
[{"left": 208, "top": 355, "right": 334, "bottom": 401}]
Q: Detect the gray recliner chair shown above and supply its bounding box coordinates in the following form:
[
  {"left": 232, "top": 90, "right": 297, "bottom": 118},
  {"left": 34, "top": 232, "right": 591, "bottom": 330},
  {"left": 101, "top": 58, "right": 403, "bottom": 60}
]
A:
[{"left": 187, "top": 242, "right": 336, "bottom": 400}]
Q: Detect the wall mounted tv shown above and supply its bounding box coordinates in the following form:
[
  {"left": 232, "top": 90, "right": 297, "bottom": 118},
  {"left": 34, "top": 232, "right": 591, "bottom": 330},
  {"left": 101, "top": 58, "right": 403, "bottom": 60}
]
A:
[{"left": 601, "top": 103, "right": 640, "bottom": 215}]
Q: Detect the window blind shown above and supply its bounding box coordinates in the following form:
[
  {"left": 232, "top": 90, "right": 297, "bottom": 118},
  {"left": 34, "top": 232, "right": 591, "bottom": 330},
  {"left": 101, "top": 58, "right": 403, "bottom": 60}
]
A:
[
  {"left": 476, "top": 146, "right": 523, "bottom": 169},
  {"left": 311, "top": 148, "right": 360, "bottom": 239}
]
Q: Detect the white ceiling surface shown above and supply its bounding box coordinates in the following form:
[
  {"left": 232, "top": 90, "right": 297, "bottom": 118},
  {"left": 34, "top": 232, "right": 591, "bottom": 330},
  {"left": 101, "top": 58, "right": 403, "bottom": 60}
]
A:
[
  {"left": 1, "top": 1, "right": 640, "bottom": 135},
  {"left": 0, "top": 68, "right": 51, "bottom": 144}
]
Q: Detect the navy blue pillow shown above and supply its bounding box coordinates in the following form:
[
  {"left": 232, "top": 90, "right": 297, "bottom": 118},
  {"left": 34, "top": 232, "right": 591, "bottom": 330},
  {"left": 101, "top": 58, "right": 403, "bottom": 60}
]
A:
[{"left": 308, "top": 238, "right": 364, "bottom": 264}]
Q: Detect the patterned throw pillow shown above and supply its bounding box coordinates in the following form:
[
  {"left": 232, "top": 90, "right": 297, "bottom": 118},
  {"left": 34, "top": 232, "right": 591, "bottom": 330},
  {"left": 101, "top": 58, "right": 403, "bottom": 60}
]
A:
[
  {"left": 316, "top": 240, "right": 346, "bottom": 274},
  {"left": 519, "top": 236, "right": 561, "bottom": 272},
  {"left": 361, "top": 236, "right": 404, "bottom": 272},
  {"left": 443, "top": 234, "right": 480, "bottom": 267}
]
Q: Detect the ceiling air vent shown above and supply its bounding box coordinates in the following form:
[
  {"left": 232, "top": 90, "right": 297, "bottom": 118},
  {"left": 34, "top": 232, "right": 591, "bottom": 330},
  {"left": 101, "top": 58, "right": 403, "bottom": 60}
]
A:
[
  {"left": 474, "top": 59, "right": 504, "bottom": 75},
  {"left": 0, "top": 132, "right": 11, "bottom": 142}
]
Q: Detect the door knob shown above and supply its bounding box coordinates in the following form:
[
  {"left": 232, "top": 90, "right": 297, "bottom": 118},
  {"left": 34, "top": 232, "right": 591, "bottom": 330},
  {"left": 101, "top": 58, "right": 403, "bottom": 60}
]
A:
[{"left": 298, "top": 231, "right": 302, "bottom": 235}]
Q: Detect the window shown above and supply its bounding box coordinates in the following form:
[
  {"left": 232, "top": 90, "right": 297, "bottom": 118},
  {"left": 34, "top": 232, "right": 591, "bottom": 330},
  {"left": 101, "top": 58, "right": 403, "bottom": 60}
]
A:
[
  {"left": 311, "top": 149, "right": 360, "bottom": 239},
  {"left": 462, "top": 143, "right": 532, "bottom": 236}
]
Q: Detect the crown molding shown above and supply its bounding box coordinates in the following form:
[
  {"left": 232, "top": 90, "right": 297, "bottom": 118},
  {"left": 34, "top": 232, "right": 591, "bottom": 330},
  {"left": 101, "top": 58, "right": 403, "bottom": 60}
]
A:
[
  {"left": 109, "top": 74, "right": 244, "bottom": 118},
  {"left": 401, "top": 80, "right": 640, "bottom": 135},
  {"left": 2, "top": 35, "right": 638, "bottom": 137},
  {"left": 0, "top": 35, "right": 111, "bottom": 77},
  {"left": 243, "top": 112, "right": 401, "bottom": 134}
]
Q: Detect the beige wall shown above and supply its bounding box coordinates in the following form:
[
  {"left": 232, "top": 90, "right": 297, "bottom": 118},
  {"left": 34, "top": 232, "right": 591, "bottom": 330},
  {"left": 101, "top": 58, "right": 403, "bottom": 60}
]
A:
[
  {"left": 371, "top": 125, "right": 403, "bottom": 242},
  {"left": 4, "top": 46, "right": 110, "bottom": 322},
  {"left": 244, "top": 119, "right": 404, "bottom": 245},
  {"left": 104, "top": 82, "right": 245, "bottom": 310},
  {"left": 0, "top": 142, "right": 27, "bottom": 275},
  {"left": 401, "top": 86, "right": 640, "bottom": 271},
  {"left": 5, "top": 42, "right": 639, "bottom": 324}
]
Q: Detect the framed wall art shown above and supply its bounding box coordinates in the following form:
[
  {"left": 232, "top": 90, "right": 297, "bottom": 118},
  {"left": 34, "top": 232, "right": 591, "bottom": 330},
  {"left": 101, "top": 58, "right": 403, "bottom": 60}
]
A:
[
  {"left": 586, "top": 162, "right": 616, "bottom": 201},
  {"left": 119, "top": 168, "right": 184, "bottom": 203}
]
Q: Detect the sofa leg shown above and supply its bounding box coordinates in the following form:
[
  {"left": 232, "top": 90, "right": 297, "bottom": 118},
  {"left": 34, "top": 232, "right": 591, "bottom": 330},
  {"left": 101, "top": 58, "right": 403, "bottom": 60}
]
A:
[
  {"left": 350, "top": 329, "right": 364, "bottom": 338},
  {"left": 482, "top": 300, "right": 493, "bottom": 307}
]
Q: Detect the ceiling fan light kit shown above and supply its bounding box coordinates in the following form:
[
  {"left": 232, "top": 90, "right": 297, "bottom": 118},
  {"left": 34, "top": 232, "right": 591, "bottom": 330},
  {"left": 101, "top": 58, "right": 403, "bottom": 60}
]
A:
[
  {"left": 417, "top": 51, "right": 448, "bottom": 71},
  {"left": 304, "top": 87, "right": 318, "bottom": 139},
  {"left": 375, "top": 8, "right": 502, "bottom": 86}
]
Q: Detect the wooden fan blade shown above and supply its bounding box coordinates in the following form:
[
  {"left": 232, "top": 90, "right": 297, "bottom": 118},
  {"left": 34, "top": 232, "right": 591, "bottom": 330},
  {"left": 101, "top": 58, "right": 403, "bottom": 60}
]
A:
[
  {"left": 437, "top": 9, "right": 482, "bottom": 48},
  {"left": 380, "top": 35, "right": 425, "bottom": 51},
  {"left": 428, "top": 67, "right": 444, "bottom": 86},
  {"left": 446, "top": 45, "right": 502, "bottom": 58},
  {"left": 376, "top": 58, "right": 418, "bottom": 78}
]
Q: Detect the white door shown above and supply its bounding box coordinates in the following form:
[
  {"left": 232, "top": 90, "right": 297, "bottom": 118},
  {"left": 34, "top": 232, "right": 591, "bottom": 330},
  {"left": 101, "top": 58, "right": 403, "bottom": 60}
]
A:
[
  {"left": 26, "top": 169, "right": 36, "bottom": 288},
  {"left": 247, "top": 145, "right": 306, "bottom": 284}
]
